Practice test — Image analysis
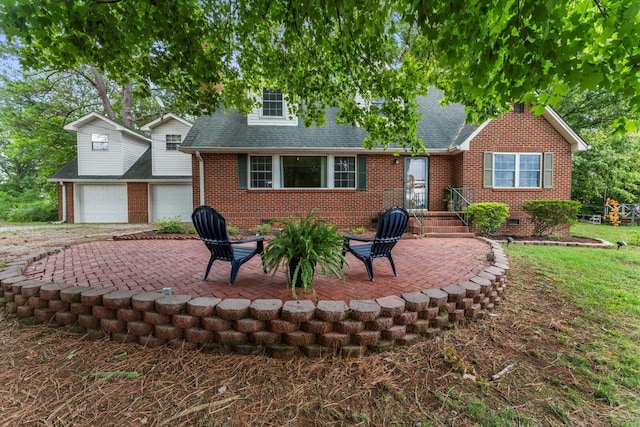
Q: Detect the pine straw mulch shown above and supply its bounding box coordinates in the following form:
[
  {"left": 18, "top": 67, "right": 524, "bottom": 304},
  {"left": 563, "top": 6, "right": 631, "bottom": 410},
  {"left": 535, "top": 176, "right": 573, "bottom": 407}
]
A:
[{"left": 0, "top": 261, "right": 621, "bottom": 427}]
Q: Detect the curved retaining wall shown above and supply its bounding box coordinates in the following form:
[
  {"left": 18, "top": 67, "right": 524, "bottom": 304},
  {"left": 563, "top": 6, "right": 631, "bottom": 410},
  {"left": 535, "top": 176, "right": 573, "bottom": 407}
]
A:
[{"left": 0, "top": 239, "right": 508, "bottom": 357}]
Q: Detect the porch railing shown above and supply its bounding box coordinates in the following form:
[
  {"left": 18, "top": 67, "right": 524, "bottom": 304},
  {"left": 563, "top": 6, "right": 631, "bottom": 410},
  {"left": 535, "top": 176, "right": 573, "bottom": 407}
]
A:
[
  {"left": 383, "top": 187, "right": 427, "bottom": 234},
  {"left": 450, "top": 187, "right": 473, "bottom": 231}
]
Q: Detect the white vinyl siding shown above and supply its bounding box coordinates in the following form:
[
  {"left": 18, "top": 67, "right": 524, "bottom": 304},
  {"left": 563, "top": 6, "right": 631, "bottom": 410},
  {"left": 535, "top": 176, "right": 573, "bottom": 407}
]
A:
[
  {"left": 77, "top": 121, "right": 123, "bottom": 176},
  {"left": 76, "top": 184, "right": 128, "bottom": 223},
  {"left": 151, "top": 120, "right": 192, "bottom": 176},
  {"left": 150, "top": 184, "right": 193, "bottom": 222},
  {"left": 122, "top": 134, "right": 149, "bottom": 172},
  {"left": 76, "top": 118, "right": 150, "bottom": 176}
]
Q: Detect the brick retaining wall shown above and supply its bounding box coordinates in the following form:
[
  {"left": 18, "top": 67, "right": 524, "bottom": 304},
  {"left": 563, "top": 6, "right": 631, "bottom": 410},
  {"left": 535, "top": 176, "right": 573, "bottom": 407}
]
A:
[{"left": 0, "top": 239, "right": 508, "bottom": 357}]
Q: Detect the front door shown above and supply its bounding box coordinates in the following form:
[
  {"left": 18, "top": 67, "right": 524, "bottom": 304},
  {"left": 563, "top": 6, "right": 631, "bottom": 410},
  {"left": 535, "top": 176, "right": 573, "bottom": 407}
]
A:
[{"left": 404, "top": 157, "right": 428, "bottom": 209}]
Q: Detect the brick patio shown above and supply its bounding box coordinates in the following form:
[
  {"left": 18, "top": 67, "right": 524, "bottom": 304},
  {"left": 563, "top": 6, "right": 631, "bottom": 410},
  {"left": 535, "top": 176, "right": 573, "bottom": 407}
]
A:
[
  {"left": 23, "top": 237, "right": 492, "bottom": 301},
  {"left": 1, "top": 236, "right": 510, "bottom": 356}
]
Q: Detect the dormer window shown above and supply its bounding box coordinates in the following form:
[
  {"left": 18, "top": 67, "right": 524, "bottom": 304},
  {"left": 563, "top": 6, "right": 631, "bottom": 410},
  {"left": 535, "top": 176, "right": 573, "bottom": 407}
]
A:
[
  {"left": 166, "top": 134, "right": 182, "bottom": 151},
  {"left": 91, "top": 133, "right": 109, "bottom": 151},
  {"left": 262, "top": 89, "right": 283, "bottom": 117}
]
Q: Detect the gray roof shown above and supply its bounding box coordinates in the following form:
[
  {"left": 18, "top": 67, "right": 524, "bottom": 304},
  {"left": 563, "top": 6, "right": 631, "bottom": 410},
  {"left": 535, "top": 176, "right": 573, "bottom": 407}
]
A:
[
  {"left": 49, "top": 149, "right": 191, "bottom": 182},
  {"left": 48, "top": 157, "right": 122, "bottom": 181},
  {"left": 121, "top": 148, "right": 191, "bottom": 181},
  {"left": 180, "top": 89, "right": 476, "bottom": 153}
]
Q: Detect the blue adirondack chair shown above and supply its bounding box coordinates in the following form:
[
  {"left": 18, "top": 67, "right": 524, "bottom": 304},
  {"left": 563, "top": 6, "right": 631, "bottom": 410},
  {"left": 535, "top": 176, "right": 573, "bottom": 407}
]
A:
[
  {"left": 191, "top": 205, "right": 265, "bottom": 285},
  {"left": 342, "top": 206, "right": 409, "bottom": 281}
]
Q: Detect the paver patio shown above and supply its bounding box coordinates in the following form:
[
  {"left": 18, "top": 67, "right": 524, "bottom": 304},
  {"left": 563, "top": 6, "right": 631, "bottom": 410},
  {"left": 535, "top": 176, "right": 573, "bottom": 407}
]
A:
[{"left": 24, "top": 237, "right": 492, "bottom": 301}]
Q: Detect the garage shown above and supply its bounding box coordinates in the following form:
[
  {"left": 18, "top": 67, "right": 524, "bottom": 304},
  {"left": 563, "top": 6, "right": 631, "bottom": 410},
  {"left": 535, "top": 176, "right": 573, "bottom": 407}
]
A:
[
  {"left": 76, "top": 184, "right": 128, "bottom": 223},
  {"left": 150, "top": 184, "right": 193, "bottom": 222}
]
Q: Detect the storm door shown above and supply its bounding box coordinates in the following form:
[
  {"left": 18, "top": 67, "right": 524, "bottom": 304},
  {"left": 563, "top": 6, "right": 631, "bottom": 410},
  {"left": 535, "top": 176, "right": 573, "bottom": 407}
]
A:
[{"left": 404, "top": 157, "right": 428, "bottom": 209}]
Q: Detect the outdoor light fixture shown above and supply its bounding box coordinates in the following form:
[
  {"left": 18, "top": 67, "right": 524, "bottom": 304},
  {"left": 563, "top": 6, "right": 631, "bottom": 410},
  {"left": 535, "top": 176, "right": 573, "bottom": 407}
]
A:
[{"left": 394, "top": 158, "right": 399, "bottom": 165}]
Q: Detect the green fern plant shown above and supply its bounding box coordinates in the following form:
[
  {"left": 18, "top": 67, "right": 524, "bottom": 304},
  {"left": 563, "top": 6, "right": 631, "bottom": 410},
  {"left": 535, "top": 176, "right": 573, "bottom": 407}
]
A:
[{"left": 262, "top": 209, "right": 346, "bottom": 298}]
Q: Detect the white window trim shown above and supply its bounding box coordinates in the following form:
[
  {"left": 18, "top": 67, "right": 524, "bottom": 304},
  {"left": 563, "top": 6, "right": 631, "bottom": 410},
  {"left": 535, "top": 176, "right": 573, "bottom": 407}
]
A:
[
  {"left": 91, "top": 133, "right": 109, "bottom": 151},
  {"left": 165, "top": 134, "right": 182, "bottom": 151},
  {"left": 493, "top": 152, "right": 542, "bottom": 189},
  {"left": 261, "top": 89, "right": 285, "bottom": 118},
  {"left": 248, "top": 154, "right": 357, "bottom": 189}
]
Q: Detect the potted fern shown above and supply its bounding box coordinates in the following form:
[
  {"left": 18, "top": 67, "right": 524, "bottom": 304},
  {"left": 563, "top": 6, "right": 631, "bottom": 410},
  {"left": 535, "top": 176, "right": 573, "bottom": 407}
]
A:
[{"left": 262, "top": 209, "right": 346, "bottom": 298}]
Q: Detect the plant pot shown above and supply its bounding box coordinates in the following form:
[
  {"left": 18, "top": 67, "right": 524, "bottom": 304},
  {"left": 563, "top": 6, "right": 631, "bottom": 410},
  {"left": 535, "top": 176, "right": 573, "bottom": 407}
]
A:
[{"left": 289, "top": 257, "right": 315, "bottom": 288}]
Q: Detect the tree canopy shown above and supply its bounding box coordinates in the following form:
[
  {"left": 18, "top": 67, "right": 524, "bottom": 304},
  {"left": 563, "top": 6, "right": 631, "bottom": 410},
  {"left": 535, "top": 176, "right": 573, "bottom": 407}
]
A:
[{"left": 1, "top": 0, "right": 639, "bottom": 153}]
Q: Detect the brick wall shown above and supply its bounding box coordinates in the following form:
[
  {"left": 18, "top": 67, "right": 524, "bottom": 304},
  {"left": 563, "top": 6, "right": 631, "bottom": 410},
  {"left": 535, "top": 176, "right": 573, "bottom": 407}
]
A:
[
  {"left": 127, "top": 183, "right": 148, "bottom": 224},
  {"left": 460, "top": 106, "right": 574, "bottom": 236},
  {"left": 197, "top": 153, "right": 405, "bottom": 230},
  {"left": 56, "top": 182, "right": 75, "bottom": 223},
  {"left": 428, "top": 156, "right": 454, "bottom": 211},
  {"left": 0, "top": 240, "right": 508, "bottom": 357}
]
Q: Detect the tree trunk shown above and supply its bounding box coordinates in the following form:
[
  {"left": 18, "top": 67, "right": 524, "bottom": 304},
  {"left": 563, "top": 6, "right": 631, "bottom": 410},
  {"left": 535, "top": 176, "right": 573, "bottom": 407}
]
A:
[
  {"left": 121, "top": 83, "right": 134, "bottom": 129},
  {"left": 89, "top": 65, "right": 117, "bottom": 122}
]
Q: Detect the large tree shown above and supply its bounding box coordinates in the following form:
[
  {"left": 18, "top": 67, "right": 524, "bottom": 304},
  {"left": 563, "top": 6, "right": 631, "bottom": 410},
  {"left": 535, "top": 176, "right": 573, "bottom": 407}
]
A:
[
  {"left": 2, "top": 0, "right": 638, "bottom": 153},
  {"left": 555, "top": 87, "right": 640, "bottom": 210}
]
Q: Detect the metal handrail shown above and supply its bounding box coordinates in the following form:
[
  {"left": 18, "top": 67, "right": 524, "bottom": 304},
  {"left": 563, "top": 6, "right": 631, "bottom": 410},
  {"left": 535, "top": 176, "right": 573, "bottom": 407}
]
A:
[
  {"left": 450, "top": 187, "right": 473, "bottom": 231},
  {"left": 383, "top": 187, "right": 426, "bottom": 234}
]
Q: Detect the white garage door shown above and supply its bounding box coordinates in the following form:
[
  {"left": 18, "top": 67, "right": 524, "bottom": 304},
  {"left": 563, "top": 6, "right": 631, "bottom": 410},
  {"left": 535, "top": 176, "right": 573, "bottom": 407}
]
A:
[
  {"left": 77, "top": 184, "right": 128, "bottom": 223},
  {"left": 151, "top": 185, "right": 193, "bottom": 222}
]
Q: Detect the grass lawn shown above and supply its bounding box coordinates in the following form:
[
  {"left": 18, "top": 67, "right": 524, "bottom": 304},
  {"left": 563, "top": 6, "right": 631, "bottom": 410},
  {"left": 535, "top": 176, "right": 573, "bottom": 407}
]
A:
[{"left": 505, "top": 222, "right": 640, "bottom": 425}]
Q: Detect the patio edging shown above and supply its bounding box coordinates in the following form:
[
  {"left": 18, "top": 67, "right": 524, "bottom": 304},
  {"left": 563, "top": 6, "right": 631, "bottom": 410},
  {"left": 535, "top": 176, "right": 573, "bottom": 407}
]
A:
[{"left": 0, "top": 239, "right": 509, "bottom": 358}]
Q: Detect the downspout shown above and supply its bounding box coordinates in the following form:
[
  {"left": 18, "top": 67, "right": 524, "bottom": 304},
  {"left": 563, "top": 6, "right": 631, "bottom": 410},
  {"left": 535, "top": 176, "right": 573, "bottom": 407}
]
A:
[
  {"left": 51, "top": 182, "right": 67, "bottom": 224},
  {"left": 195, "top": 151, "right": 205, "bottom": 206}
]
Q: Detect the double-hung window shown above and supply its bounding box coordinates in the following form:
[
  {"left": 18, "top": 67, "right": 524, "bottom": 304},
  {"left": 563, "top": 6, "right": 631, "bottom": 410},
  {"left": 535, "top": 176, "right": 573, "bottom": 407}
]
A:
[
  {"left": 493, "top": 153, "right": 542, "bottom": 188},
  {"left": 91, "top": 134, "right": 109, "bottom": 151},
  {"left": 248, "top": 155, "right": 357, "bottom": 189},
  {"left": 334, "top": 156, "right": 356, "bottom": 188},
  {"left": 250, "top": 156, "right": 273, "bottom": 188},
  {"left": 166, "top": 134, "right": 181, "bottom": 151},
  {"left": 262, "top": 89, "right": 284, "bottom": 117}
]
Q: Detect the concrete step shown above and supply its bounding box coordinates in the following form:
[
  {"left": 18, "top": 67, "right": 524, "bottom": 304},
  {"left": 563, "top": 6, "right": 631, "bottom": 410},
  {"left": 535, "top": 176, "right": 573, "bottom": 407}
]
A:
[
  {"left": 422, "top": 218, "right": 464, "bottom": 226},
  {"left": 422, "top": 226, "right": 469, "bottom": 233},
  {"left": 422, "top": 232, "right": 475, "bottom": 238},
  {"left": 408, "top": 211, "right": 471, "bottom": 236}
]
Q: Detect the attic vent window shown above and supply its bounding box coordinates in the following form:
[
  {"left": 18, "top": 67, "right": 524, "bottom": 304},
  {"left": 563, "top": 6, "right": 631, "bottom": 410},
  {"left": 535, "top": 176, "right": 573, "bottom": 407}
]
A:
[
  {"left": 262, "top": 89, "right": 284, "bottom": 117},
  {"left": 166, "top": 134, "right": 181, "bottom": 151},
  {"left": 91, "top": 133, "right": 109, "bottom": 151},
  {"left": 513, "top": 103, "right": 525, "bottom": 113}
]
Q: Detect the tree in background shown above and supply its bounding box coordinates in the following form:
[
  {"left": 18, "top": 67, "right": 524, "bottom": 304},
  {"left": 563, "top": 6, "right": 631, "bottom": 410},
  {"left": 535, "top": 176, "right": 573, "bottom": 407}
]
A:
[
  {"left": 1, "top": 0, "right": 639, "bottom": 153},
  {"left": 0, "top": 65, "right": 176, "bottom": 220},
  {"left": 555, "top": 88, "right": 640, "bottom": 214}
]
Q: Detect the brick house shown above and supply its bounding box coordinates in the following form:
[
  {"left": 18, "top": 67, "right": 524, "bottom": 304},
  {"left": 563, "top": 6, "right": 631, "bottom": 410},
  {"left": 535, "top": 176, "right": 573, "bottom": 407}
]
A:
[
  {"left": 52, "top": 89, "right": 586, "bottom": 236},
  {"left": 50, "top": 112, "right": 193, "bottom": 223},
  {"left": 178, "top": 88, "right": 587, "bottom": 236}
]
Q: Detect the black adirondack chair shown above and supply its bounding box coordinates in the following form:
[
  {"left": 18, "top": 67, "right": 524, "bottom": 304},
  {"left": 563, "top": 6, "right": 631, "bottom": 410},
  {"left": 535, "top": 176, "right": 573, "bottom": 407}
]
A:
[
  {"left": 191, "top": 205, "right": 265, "bottom": 285},
  {"left": 342, "top": 206, "right": 409, "bottom": 281}
]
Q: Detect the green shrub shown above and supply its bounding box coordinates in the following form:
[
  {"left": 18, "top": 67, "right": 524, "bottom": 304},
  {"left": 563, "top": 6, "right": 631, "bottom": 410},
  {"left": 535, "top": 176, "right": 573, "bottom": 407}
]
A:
[
  {"left": 6, "top": 201, "right": 58, "bottom": 222},
  {"left": 227, "top": 225, "right": 239, "bottom": 236},
  {"left": 522, "top": 200, "right": 582, "bottom": 236},
  {"left": 155, "top": 217, "right": 186, "bottom": 234},
  {"left": 255, "top": 223, "right": 272, "bottom": 236},
  {"left": 351, "top": 226, "right": 367, "bottom": 234},
  {"left": 466, "top": 202, "right": 509, "bottom": 237}
]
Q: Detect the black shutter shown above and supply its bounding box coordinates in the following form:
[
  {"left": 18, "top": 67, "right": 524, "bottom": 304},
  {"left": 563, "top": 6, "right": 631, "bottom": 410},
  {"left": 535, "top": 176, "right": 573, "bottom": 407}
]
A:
[
  {"left": 238, "top": 154, "right": 248, "bottom": 189},
  {"left": 357, "top": 155, "right": 367, "bottom": 190}
]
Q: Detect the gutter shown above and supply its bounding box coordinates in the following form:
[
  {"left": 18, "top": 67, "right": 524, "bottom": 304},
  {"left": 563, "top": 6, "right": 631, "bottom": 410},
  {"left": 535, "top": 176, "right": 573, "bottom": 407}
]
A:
[{"left": 195, "top": 151, "right": 205, "bottom": 206}]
